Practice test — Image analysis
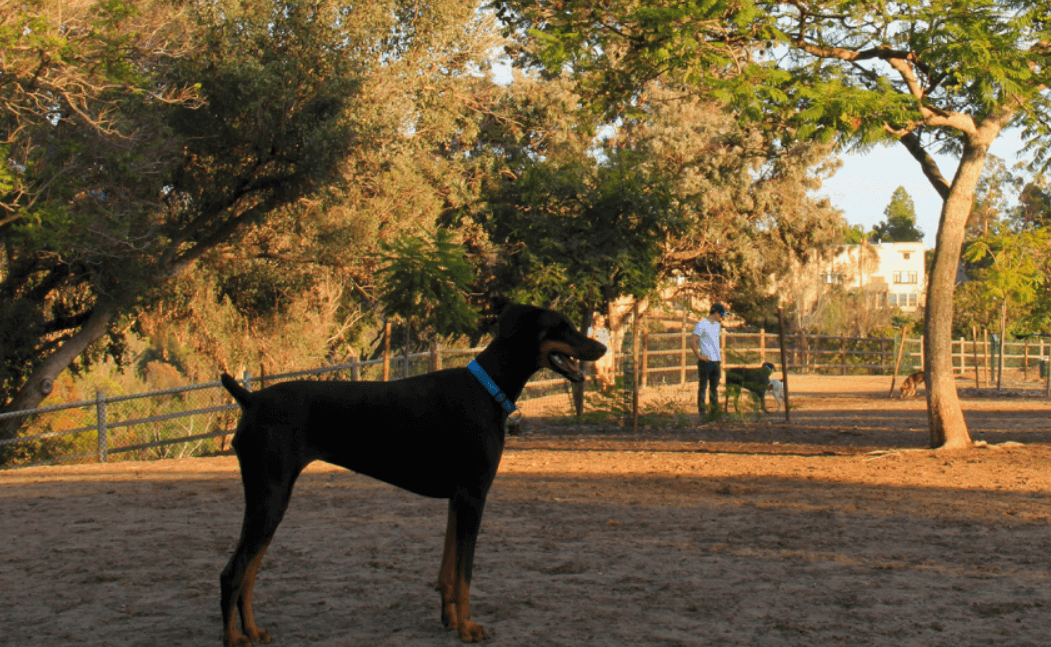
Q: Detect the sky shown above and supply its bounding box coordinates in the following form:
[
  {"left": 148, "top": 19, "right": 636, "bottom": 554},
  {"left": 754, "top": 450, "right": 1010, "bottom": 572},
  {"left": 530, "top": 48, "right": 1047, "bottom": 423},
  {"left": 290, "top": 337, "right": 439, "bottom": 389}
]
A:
[{"left": 815, "top": 129, "right": 1031, "bottom": 249}]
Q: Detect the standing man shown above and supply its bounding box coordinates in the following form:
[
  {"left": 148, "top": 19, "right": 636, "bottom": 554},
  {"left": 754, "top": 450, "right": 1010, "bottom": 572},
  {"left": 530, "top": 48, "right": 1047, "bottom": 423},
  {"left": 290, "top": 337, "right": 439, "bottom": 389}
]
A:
[{"left": 690, "top": 303, "right": 727, "bottom": 418}]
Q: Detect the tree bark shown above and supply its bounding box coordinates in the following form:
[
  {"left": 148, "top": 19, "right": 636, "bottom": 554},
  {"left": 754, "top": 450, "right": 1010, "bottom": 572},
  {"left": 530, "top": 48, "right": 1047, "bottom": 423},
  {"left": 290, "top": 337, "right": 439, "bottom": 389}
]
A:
[
  {"left": 923, "top": 140, "right": 991, "bottom": 449},
  {"left": 0, "top": 302, "right": 118, "bottom": 440}
]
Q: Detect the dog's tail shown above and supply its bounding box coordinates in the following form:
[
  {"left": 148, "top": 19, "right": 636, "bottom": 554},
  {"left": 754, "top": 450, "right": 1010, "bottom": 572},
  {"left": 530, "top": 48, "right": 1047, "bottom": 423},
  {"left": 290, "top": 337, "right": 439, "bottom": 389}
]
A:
[{"left": 221, "top": 373, "right": 253, "bottom": 409}]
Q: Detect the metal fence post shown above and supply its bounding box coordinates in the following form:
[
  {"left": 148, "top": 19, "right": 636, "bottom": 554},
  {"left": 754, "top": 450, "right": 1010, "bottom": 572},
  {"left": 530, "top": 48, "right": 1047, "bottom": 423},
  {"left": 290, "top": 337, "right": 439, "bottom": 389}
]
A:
[
  {"left": 242, "top": 370, "right": 252, "bottom": 393},
  {"left": 96, "top": 391, "right": 107, "bottom": 463}
]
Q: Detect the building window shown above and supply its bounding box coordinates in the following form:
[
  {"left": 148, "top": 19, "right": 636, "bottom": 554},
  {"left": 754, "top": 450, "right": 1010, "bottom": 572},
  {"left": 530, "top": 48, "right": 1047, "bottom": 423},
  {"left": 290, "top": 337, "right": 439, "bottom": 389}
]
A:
[
  {"left": 908, "top": 293, "right": 918, "bottom": 307},
  {"left": 903, "top": 252, "right": 911, "bottom": 260},
  {"left": 821, "top": 272, "right": 844, "bottom": 284},
  {"left": 888, "top": 294, "right": 898, "bottom": 307},
  {"left": 893, "top": 271, "right": 918, "bottom": 284}
]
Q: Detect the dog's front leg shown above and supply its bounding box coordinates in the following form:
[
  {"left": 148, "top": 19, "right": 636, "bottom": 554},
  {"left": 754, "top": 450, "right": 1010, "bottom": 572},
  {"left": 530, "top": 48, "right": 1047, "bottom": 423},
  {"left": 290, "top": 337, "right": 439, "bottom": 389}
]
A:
[
  {"left": 438, "top": 500, "right": 459, "bottom": 629},
  {"left": 438, "top": 492, "right": 489, "bottom": 642}
]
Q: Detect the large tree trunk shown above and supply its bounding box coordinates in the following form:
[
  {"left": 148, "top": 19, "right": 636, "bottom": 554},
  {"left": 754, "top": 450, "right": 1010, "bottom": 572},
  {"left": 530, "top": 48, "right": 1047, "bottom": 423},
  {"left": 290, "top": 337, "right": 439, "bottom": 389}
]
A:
[
  {"left": 923, "top": 141, "right": 990, "bottom": 449},
  {"left": 0, "top": 302, "right": 118, "bottom": 441}
]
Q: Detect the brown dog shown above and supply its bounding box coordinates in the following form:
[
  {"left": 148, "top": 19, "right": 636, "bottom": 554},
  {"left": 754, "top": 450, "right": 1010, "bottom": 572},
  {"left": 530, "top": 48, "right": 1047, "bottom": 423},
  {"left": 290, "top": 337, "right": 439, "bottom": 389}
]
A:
[{"left": 899, "top": 370, "right": 925, "bottom": 398}]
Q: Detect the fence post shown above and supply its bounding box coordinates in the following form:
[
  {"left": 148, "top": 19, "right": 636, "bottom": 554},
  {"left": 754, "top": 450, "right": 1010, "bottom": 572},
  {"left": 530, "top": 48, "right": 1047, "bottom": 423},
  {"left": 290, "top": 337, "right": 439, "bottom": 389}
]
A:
[
  {"left": 759, "top": 328, "right": 766, "bottom": 365},
  {"left": 997, "top": 299, "right": 1007, "bottom": 390},
  {"left": 680, "top": 326, "right": 687, "bottom": 386},
  {"left": 641, "top": 333, "right": 650, "bottom": 389},
  {"left": 403, "top": 325, "right": 411, "bottom": 379},
  {"left": 890, "top": 327, "right": 908, "bottom": 397},
  {"left": 434, "top": 341, "right": 443, "bottom": 371},
  {"left": 777, "top": 307, "right": 790, "bottom": 422},
  {"left": 720, "top": 322, "right": 726, "bottom": 367},
  {"left": 972, "top": 327, "right": 981, "bottom": 388},
  {"left": 840, "top": 335, "right": 847, "bottom": 376},
  {"left": 1024, "top": 338, "right": 1030, "bottom": 381},
  {"left": 382, "top": 321, "right": 391, "bottom": 382},
  {"left": 241, "top": 370, "right": 252, "bottom": 393},
  {"left": 983, "top": 328, "right": 990, "bottom": 386},
  {"left": 96, "top": 391, "right": 107, "bottom": 463},
  {"left": 350, "top": 357, "right": 360, "bottom": 382},
  {"left": 632, "top": 302, "right": 639, "bottom": 432}
]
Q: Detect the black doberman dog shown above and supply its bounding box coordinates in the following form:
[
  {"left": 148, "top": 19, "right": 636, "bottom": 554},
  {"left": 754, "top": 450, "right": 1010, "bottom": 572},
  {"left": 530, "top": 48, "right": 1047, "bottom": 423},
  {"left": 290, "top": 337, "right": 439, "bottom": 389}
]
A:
[
  {"left": 724, "top": 362, "right": 777, "bottom": 413},
  {"left": 218, "top": 303, "right": 606, "bottom": 646}
]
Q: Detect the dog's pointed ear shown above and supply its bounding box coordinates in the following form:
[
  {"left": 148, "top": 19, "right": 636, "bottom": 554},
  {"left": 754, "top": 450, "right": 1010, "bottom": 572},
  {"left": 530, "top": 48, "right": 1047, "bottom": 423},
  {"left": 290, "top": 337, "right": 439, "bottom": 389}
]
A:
[
  {"left": 497, "top": 303, "right": 536, "bottom": 339},
  {"left": 489, "top": 295, "right": 511, "bottom": 315}
]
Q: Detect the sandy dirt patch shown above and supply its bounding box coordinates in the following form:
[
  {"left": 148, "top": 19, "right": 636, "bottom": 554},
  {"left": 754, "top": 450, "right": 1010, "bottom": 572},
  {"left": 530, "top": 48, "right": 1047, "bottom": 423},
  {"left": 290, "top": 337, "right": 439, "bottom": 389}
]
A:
[{"left": 3, "top": 375, "right": 1051, "bottom": 646}]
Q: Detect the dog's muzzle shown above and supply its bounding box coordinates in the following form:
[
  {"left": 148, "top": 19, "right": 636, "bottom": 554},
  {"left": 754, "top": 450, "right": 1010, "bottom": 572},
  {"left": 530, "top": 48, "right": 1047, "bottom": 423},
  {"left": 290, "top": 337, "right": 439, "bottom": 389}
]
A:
[{"left": 541, "top": 339, "right": 607, "bottom": 383}]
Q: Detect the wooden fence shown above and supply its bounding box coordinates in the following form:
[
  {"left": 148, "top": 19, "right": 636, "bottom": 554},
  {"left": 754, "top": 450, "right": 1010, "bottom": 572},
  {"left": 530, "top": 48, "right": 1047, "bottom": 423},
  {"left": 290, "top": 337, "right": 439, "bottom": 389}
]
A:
[{"left": 628, "top": 328, "right": 1050, "bottom": 387}]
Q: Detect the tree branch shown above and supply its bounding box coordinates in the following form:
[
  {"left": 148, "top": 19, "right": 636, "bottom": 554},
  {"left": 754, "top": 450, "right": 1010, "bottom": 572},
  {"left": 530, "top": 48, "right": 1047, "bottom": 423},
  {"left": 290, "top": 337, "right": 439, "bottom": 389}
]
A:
[{"left": 897, "top": 131, "right": 951, "bottom": 201}]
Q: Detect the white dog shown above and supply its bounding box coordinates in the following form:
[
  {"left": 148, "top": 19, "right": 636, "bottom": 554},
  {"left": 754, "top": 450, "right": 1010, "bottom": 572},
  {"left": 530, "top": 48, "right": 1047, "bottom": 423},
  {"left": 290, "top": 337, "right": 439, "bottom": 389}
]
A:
[{"left": 768, "top": 378, "right": 784, "bottom": 411}]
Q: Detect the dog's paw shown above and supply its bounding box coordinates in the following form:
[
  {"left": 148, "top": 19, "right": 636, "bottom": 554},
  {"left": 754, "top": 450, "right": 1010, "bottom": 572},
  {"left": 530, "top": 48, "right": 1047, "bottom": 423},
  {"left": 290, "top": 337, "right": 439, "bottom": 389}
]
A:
[
  {"left": 458, "top": 620, "right": 489, "bottom": 642},
  {"left": 224, "top": 631, "right": 260, "bottom": 647},
  {"left": 245, "top": 627, "right": 271, "bottom": 644}
]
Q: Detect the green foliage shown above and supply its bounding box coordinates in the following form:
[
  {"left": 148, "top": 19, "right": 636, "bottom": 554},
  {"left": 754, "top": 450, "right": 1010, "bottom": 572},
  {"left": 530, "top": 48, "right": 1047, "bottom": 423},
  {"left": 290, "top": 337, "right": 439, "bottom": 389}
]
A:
[
  {"left": 377, "top": 229, "right": 479, "bottom": 338},
  {"left": 496, "top": 0, "right": 1051, "bottom": 166},
  {"left": 963, "top": 229, "right": 1049, "bottom": 303},
  {"left": 482, "top": 147, "right": 680, "bottom": 314},
  {"left": 0, "top": 0, "right": 362, "bottom": 412},
  {"left": 1013, "top": 175, "right": 1051, "bottom": 231},
  {"left": 874, "top": 187, "right": 924, "bottom": 242},
  {"left": 842, "top": 223, "right": 874, "bottom": 244},
  {"left": 957, "top": 227, "right": 1050, "bottom": 336}
]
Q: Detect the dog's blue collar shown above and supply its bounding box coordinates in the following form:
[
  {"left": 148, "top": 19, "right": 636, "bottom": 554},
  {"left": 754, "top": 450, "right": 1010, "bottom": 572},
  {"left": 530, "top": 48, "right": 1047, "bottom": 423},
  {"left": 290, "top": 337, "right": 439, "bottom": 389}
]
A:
[{"left": 467, "top": 360, "right": 517, "bottom": 414}]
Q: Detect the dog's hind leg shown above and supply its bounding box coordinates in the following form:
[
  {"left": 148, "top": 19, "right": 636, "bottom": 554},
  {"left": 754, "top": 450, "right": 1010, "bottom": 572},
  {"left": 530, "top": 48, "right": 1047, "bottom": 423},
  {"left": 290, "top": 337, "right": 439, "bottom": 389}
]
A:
[
  {"left": 438, "top": 491, "right": 489, "bottom": 643},
  {"left": 221, "top": 462, "right": 302, "bottom": 647}
]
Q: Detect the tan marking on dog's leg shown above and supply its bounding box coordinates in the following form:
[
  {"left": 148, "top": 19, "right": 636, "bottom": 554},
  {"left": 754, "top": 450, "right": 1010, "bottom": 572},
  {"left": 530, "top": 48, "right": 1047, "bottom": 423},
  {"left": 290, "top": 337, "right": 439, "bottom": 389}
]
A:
[
  {"left": 453, "top": 568, "right": 487, "bottom": 642},
  {"left": 438, "top": 502, "right": 459, "bottom": 629},
  {"left": 239, "top": 544, "right": 272, "bottom": 644}
]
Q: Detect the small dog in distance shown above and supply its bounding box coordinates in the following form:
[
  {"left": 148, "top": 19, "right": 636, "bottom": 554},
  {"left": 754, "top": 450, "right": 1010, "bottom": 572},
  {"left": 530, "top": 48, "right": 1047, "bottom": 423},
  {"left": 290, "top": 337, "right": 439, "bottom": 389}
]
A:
[
  {"left": 899, "top": 370, "right": 925, "bottom": 398},
  {"left": 724, "top": 362, "right": 777, "bottom": 412},
  {"left": 768, "top": 378, "right": 784, "bottom": 411}
]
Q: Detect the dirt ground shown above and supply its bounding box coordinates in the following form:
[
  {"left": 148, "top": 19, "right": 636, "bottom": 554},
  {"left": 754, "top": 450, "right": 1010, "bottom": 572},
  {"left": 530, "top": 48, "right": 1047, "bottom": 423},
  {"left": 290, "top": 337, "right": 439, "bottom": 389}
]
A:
[{"left": 3, "top": 375, "right": 1051, "bottom": 646}]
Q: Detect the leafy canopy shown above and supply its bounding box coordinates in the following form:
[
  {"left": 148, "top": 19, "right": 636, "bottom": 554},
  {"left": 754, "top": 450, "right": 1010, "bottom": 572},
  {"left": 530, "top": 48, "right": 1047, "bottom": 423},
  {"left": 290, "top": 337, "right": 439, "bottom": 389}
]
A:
[{"left": 377, "top": 229, "right": 479, "bottom": 338}]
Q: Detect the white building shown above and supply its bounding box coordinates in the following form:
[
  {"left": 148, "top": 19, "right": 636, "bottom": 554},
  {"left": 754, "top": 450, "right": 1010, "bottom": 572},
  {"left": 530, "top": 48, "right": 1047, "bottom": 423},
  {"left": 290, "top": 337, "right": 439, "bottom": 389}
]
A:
[{"left": 820, "top": 241, "right": 926, "bottom": 312}]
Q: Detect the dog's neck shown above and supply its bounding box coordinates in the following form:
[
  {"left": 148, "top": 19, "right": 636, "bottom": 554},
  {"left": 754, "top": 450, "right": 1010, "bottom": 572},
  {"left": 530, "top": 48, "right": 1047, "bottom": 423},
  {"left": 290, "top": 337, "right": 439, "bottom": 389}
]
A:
[{"left": 472, "top": 340, "right": 537, "bottom": 409}]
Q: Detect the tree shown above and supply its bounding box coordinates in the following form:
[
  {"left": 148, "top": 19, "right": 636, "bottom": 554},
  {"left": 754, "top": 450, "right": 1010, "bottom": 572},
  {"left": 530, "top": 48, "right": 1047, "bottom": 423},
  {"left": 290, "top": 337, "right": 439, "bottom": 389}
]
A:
[
  {"left": 957, "top": 228, "right": 1050, "bottom": 350},
  {"left": 481, "top": 145, "right": 680, "bottom": 320},
  {"left": 842, "top": 223, "right": 875, "bottom": 245},
  {"left": 1, "top": 0, "right": 362, "bottom": 441},
  {"left": 875, "top": 187, "right": 924, "bottom": 243},
  {"left": 968, "top": 155, "right": 1018, "bottom": 237},
  {"left": 376, "top": 229, "right": 479, "bottom": 339},
  {"left": 494, "top": 0, "right": 1051, "bottom": 449},
  {"left": 116, "top": 0, "right": 512, "bottom": 383},
  {"left": 1013, "top": 174, "right": 1051, "bottom": 231}
]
